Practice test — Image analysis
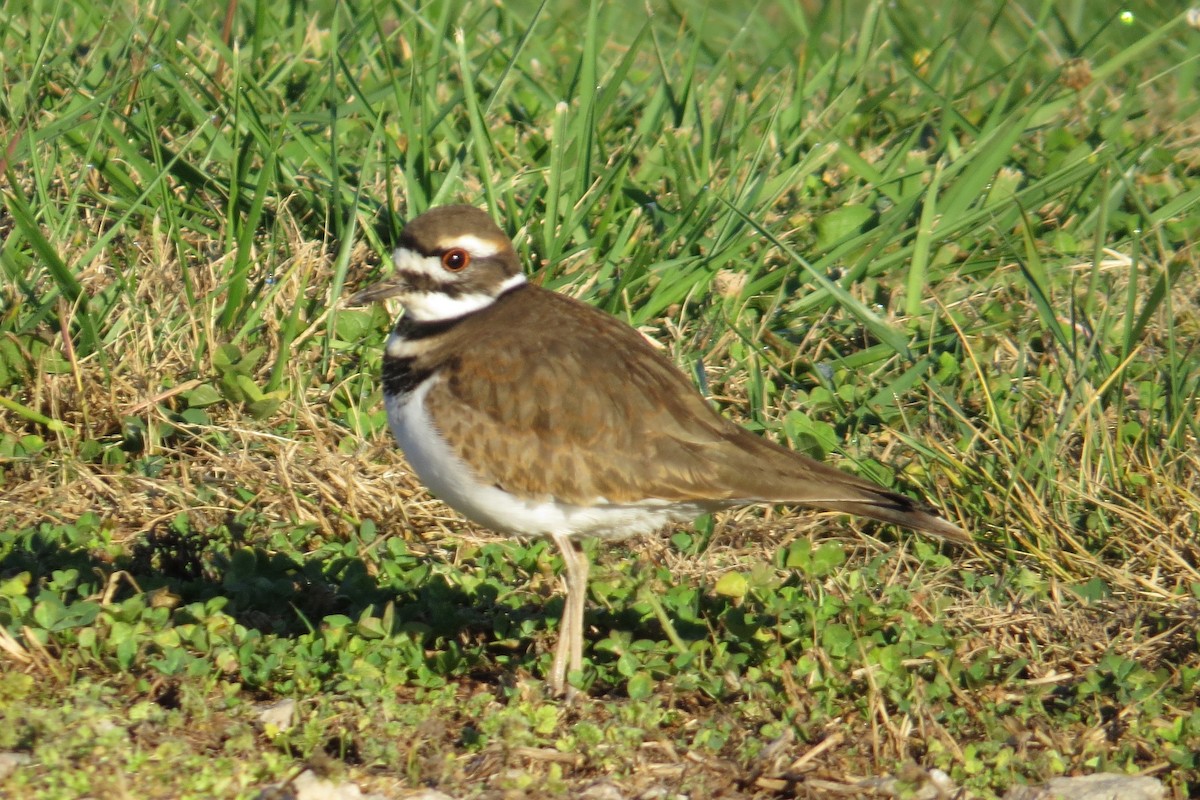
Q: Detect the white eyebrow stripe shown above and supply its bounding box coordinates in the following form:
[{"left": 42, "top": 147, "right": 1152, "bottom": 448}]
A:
[{"left": 436, "top": 233, "right": 502, "bottom": 258}]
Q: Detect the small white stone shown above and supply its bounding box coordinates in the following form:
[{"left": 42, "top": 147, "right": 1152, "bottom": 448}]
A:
[
  {"left": 0, "top": 752, "right": 32, "bottom": 781},
  {"left": 579, "top": 782, "right": 626, "bottom": 800},
  {"left": 255, "top": 698, "right": 296, "bottom": 732},
  {"left": 257, "top": 769, "right": 392, "bottom": 800},
  {"left": 1004, "top": 773, "right": 1164, "bottom": 800}
]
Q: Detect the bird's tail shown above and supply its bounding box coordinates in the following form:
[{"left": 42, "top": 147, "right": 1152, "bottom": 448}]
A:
[{"left": 800, "top": 487, "right": 969, "bottom": 544}]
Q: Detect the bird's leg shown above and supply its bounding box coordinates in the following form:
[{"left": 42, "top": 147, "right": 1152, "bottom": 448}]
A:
[
  {"left": 548, "top": 533, "right": 589, "bottom": 697},
  {"left": 550, "top": 598, "right": 572, "bottom": 695},
  {"left": 566, "top": 539, "right": 589, "bottom": 679}
]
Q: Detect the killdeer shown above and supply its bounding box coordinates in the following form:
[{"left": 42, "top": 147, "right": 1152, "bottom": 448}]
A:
[{"left": 350, "top": 205, "right": 968, "bottom": 695}]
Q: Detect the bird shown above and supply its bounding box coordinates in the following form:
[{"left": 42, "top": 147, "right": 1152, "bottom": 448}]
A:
[{"left": 349, "top": 204, "right": 968, "bottom": 696}]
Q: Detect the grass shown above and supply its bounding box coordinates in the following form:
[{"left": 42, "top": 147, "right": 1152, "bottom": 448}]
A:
[{"left": 1, "top": 0, "right": 1199, "bottom": 796}]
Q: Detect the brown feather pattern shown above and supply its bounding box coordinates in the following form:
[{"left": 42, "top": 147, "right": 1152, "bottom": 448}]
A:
[{"left": 387, "top": 282, "right": 965, "bottom": 542}]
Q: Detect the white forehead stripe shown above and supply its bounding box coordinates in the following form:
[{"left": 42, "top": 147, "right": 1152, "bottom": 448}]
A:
[
  {"left": 435, "top": 233, "right": 503, "bottom": 258},
  {"left": 392, "top": 247, "right": 443, "bottom": 279}
]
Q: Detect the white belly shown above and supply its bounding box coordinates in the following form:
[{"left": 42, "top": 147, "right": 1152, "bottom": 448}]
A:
[{"left": 385, "top": 378, "right": 702, "bottom": 540}]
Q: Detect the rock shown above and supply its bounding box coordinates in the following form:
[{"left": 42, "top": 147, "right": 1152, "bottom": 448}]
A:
[
  {"left": 256, "top": 769, "right": 389, "bottom": 800},
  {"left": 255, "top": 698, "right": 297, "bottom": 732},
  {"left": 1004, "top": 773, "right": 1164, "bottom": 800},
  {"left": 579, "top": 782, "right": 626, "bottom": 800},
  {"left": 0, "top": 752, "right": 32, "bottom": 781}
]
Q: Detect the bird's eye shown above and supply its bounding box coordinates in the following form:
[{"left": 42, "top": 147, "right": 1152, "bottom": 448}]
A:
[{"left": 441, "top": 248, "right": 470, "bottom": 272}]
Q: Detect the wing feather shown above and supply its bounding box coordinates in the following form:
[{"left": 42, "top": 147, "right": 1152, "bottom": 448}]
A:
[{"left": 423, "top": 285, "right": 966, "bottom": 542}]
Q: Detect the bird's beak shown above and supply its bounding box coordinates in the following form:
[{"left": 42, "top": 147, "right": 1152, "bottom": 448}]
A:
[{"left": 346, "top": 277, "right": 407, "bottom": 306}]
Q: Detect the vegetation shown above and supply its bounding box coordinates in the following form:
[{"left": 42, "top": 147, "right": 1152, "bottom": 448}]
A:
[{"left": 1, "top": 0, "right": 1197, "bottom": 797}]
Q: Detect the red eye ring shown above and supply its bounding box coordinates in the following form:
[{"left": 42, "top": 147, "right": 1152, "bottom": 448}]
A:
[{"left": 441, "top": 248, "right": 470, "bottom": 272}]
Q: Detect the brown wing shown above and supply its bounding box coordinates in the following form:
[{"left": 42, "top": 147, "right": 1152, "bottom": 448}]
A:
[{"left": 425, "top": 285, "right": 966, "bottom": 542}]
